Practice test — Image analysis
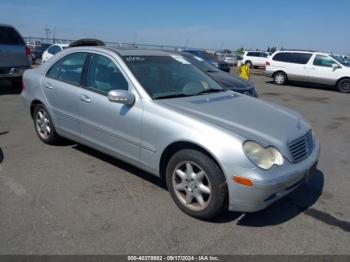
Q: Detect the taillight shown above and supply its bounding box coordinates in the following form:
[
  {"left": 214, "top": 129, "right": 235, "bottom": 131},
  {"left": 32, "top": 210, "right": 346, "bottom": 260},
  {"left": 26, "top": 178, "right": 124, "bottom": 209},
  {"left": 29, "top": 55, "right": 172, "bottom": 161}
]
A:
[
  {"left": 25, "top": 47, "right": 31, "bottom": 57},
  {"left": 266, "top": 61, "right": 270, "bottom": 66}
]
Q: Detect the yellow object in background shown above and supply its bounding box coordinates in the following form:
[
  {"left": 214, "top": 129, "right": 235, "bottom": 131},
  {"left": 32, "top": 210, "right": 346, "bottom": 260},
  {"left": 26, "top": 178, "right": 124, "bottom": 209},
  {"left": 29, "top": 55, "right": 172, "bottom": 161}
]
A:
[{"left": 239, "top": 64, "right": 251, "bottom": 80}]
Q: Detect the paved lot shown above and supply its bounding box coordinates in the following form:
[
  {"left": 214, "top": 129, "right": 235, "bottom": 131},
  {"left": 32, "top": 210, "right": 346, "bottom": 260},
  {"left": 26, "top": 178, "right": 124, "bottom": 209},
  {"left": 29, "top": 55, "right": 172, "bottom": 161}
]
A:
[{"left": 0, "top": 72, "right": 349, "bottom": 255}]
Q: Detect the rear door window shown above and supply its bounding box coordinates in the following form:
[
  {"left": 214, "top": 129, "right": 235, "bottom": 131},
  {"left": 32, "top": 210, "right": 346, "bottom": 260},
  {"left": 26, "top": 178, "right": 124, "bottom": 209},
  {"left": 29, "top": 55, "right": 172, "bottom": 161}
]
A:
[
  {"left": 0, "top": 26, "right": 25, "bottom": 45},
  {"left": 46, "top": 52, "right": 88, "bottom": 86},
  {"left": 273, "top": 52, "right": 312, "bottom": 64}
]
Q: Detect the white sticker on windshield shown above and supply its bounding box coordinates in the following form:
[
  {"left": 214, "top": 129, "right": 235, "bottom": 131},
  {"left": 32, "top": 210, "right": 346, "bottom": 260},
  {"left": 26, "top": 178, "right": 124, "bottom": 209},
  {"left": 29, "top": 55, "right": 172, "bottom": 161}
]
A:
[
  {"left": 194, "top": 56, "right": 204, "bottom": 62},
  {"left": 170, "top": 55, "right": 191, "bottom": 64}
]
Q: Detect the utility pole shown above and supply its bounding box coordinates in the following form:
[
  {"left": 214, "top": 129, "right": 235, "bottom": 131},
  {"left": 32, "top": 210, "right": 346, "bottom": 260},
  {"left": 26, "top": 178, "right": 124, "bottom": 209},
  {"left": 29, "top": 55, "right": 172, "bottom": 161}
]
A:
[
  {"left": 53, "top": 26, "right": 56, "bottom": 44},
  {"left": 44, "top": 28, "right": 51, "bottom": 43},
  {"left": 184, "top": 38, "right": 189, "bottom": 48}
]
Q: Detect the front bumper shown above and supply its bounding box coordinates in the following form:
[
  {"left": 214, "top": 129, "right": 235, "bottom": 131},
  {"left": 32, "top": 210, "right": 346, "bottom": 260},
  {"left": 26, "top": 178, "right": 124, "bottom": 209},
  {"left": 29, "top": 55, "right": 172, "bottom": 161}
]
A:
[
  {"left": 0, "top": 66, "right": 30, "bottom": 78},
  {"left": 227, "top": 139, "right": 320, "bottom": 212}
]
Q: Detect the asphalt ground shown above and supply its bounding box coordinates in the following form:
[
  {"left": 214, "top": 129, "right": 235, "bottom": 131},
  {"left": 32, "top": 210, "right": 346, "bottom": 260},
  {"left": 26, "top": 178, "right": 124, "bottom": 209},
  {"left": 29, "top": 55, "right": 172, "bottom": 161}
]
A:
[{"left": 0, "top": 69, "right": 349, "bottom": 254}]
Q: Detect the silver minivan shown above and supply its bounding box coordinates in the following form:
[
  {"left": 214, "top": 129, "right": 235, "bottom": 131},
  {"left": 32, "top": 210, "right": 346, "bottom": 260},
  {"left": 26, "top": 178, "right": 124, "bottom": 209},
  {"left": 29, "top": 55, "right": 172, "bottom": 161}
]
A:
[{"left": 0, "top": 24, "right": 32, "bottom": 87}]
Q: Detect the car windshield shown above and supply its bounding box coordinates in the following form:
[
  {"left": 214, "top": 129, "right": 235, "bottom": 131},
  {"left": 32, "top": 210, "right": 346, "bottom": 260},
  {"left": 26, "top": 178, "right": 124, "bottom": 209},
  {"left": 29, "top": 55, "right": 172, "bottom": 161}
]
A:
[
  {"left": 331, "top": 55, "right": 350, "bottom": 67},
  {"left": 183, "top": 55, "right": 219, "bottom": 73},
  {"left": 123, "top": 55, "right": 225, "bottom": 99}
]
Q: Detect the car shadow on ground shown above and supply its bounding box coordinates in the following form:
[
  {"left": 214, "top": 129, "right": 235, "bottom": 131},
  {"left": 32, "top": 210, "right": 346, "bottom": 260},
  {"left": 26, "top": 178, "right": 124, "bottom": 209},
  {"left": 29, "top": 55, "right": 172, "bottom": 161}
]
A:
[
  {"left": 0, "top": 79, "right": 22, "bottom": 95},
  {"left": 0, "top": 147, "right": 4, "bottom": 164},
  {"left": 72, "top": 144, "right": 166, "bottom": 189},
  {"left": 265, "top": 80, "right": 336, "bottom": 93},
  {"left": 72, "top": 143, "right": 324, "bottom": 226}
]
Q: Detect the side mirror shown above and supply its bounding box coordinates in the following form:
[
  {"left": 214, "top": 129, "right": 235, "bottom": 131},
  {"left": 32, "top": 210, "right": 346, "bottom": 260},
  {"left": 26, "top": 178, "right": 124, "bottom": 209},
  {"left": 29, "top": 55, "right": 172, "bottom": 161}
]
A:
[
  {"left": 332, "top": 63, "right": 340, "bottom": 69},
  {"left": 108, "top": 90, "right": 135, "bottom": 105}
]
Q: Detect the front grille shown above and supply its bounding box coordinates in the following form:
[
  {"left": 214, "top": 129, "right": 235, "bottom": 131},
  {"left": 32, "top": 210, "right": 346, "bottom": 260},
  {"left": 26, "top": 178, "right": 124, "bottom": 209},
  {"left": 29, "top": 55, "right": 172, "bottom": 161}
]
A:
[{"left": 288, "top": 131, "right": 314, "bottom": 162}]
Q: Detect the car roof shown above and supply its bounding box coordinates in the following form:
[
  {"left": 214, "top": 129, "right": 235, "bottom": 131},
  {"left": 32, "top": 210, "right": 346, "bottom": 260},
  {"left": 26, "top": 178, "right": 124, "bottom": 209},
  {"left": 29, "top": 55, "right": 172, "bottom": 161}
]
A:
[
  {"left": 274, "top": 50, "right": 331, "bottom": 56},
  {"left": 52, "top": 43, "right": 69, "bottom": 47},
  {"left": 0, "top": 24, "right": 15, "bottom": 28},
  {"left": 67, "top": 46, "right": 178, "bottom": 56}
]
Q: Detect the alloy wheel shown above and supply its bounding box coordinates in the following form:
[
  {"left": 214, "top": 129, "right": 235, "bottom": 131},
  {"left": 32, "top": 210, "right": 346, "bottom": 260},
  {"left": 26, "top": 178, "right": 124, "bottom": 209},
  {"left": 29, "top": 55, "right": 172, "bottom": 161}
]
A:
[
  {"left": 172, "top": 161, "right": 212, "bottom": 211},
  {"left": 35, "top": 109, "right": 51, "bottom": 139}
]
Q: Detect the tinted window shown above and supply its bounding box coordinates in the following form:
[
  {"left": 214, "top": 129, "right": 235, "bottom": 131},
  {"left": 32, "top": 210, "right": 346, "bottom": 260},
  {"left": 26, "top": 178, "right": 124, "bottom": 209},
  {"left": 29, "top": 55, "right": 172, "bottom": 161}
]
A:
[
  {"left": 47, "top": 52, "right": 87, "bottom": 86},
  {"left": 47, "top": 61, "right": 61, "bottom": 79},
  {"left": 260, "top": 53, "right": 268, "bottom": 58},
  {"left": 48, "top": 45, "right": 61, "bottom": 55},
  {"left": 273, "top": 52, "right": 312, "bottom": 64},
  {"left": 247, "top": 52, "right": 258, "bottom": 57},
  {"left": 0, "top": 26, "right": 25, "bottom": 45},
  {"left": 86, "top": 54, "right": 128, "bottom": 95},
  {"left": 313, "top": 55, "right": 335, "bottom": 67}
]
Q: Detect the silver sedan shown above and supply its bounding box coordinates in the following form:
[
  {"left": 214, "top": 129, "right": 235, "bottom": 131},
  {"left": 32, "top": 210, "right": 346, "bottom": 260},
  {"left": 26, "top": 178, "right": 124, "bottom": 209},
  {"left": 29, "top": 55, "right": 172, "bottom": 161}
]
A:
[{"left": 22, "top": 46, "right": 320, "bottom": 219}]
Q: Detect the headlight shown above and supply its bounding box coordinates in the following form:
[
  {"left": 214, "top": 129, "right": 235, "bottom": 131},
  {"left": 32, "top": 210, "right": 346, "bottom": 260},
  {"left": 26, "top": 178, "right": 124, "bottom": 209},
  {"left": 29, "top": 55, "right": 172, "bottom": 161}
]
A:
[{"left": 243, "top": 141, "right": 284, "bottom": 170}]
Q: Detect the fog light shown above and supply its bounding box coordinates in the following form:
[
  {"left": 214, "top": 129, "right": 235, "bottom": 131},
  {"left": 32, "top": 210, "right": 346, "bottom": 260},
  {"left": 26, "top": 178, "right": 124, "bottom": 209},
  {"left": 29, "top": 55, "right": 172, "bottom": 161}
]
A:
[{"left": 233, "top": 176, "right": 253, "bottom": 187}]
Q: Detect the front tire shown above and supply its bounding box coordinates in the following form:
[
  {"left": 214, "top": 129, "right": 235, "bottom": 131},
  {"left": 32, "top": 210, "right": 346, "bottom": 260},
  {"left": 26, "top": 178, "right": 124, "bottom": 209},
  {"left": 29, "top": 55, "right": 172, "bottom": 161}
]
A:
[
  {"left": 336, "top": 78, "right": 350, "bottom": 93},
  {"left": 274, "top": 71, "right": 287, "bottom": 85},
  {"left": 33, "top": 104, "right": 62, "bottom": 145},
  {"left": 245, "top": 61, "right": 252, "bottom": 68},
  {"left": 166, "top": 149, "right": 227, "bottom": 219}
]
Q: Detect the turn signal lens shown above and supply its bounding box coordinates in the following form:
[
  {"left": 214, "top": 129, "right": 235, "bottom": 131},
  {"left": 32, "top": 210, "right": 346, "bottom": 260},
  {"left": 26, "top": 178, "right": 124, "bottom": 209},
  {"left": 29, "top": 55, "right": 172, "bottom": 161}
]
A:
[{"left": 233, "top": 176, "right": 253, "bottom": 187}]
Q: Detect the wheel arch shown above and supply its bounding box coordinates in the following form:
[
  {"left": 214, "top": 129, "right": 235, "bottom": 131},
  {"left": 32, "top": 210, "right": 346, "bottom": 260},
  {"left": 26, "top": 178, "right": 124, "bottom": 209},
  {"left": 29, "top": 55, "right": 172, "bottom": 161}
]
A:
[
  {"left": 335, "top": 76, "right": 350, "bottom": 87},
  {"left": 159, "top": 141, "right": 224, "bottom": 182},
  {"left": 30, "top": 99, "right": 44, "bottom": 118},
  {"left": 273, "top": 70, "right": 287, "bottom": 78}
]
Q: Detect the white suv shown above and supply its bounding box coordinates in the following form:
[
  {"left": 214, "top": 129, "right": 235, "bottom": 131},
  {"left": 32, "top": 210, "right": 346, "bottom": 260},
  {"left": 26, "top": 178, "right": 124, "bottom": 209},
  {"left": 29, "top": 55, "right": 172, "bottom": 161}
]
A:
[
  {"left": 265, "top": 51, "right": 350, "bottom": 93},
  {"left": 242, "top": 51, "right": 270, "bottom": 68}
]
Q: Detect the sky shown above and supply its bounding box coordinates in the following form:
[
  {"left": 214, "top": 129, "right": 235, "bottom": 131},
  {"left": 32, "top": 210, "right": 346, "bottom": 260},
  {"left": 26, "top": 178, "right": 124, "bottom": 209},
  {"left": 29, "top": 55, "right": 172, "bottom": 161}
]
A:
[{"left": 1, "top": 0, "right": 349, "bottom": 54}]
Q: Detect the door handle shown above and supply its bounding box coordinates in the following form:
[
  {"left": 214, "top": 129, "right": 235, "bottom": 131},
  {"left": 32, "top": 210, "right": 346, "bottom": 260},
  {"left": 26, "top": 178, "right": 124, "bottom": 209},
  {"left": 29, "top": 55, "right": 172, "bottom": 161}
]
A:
[
  {"left": 45, "top": 83, "right": 53, "bottom": 89},
  {"left": 80, "top": 94, "right": 91, "bottom": 103}
]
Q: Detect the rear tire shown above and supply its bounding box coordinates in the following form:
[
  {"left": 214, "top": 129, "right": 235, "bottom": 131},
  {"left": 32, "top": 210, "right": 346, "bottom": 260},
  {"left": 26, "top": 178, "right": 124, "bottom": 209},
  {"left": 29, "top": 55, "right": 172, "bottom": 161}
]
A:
[
  {"left": 33, "top": 104, "right": 62, "bottom": 145},
  {"left": 336, "top": 78, "right": 350, "bottom": 93},
  {"left": 273, "top": 71, "right": 287, "bottom": 85},
  {"left": 165, "top": 149, "right": 228, "bottom": 219}
]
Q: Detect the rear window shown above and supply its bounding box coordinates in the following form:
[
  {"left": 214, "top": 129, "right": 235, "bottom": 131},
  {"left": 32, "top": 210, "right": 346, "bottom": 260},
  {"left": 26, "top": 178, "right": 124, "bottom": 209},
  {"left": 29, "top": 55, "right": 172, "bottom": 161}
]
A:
[
  {"left": 273, "top": 52, "right": 312, "bottom": 64},
  {"left": 0, "top": 26, "right": 25, "bottom": 45}
]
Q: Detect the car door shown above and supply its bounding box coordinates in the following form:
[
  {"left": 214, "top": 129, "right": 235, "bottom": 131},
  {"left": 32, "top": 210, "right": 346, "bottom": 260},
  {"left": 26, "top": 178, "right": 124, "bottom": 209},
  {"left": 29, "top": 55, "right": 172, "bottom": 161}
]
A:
[
  {"left": 78, "top": 52, "right": 143, "bottom": 164},
  {"left": 42, "top": 52, "right": 88, "bottom": 138},
  {"left": 308, "top": 54, "right": 342, "bottom": 85}
]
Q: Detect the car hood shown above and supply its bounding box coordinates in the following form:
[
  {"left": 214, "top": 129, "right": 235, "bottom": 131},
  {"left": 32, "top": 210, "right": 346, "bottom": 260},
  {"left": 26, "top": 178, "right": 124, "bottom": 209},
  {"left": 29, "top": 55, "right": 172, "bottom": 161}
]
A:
[
  {"left": 209, "top": 71, "right": 253, "bottom": 90},
  {"left": 156, "top": 91, "right": 311, "bottom": 156}
]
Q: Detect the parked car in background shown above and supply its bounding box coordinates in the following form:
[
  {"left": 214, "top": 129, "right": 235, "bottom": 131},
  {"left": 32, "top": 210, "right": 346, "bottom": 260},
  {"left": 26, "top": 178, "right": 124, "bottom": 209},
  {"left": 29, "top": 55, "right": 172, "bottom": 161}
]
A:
[
  {"left": 179, "top": 52, "right": 257, "bottom": 97},
  {"left": 242, "top": 51, "right": 270, "bottom": 68},
  {"left": 22, "top": 45, "right": 320, "bottom": 219},
  {"left": 0, "top": 24, "right": 32, "bottom": 87},
  {"left": 42, "top": 43, "right": 68, "bottom": 63},
  {"left": 219, "top": 54, "right": 241, "bottom": 66},
  {"left": 31, "top": 43, "right": 51, "bottom": 63},
  {"left": 183, "top": 49, "right": 230, "bottom": 72},
  {"left": 265, "top": 50, "right": 350, "bottom": 93}
]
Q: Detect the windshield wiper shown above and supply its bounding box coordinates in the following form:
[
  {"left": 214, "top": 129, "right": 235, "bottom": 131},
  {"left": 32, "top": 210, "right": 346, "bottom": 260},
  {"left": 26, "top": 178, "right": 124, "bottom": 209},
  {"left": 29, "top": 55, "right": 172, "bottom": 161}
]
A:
[
  {"left": 206, "top": 69, "right": 219, "bottom": 73},
  {"left": 154, "top": 93, "right": 193, "bottom": 99},
  {"left": 196, "top": 88, "right": 226, "bottom": 95}
]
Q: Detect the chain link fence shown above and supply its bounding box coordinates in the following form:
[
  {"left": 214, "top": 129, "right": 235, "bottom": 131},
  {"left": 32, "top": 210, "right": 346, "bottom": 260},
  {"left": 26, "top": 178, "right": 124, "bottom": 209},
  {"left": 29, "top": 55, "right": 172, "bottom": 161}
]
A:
[{"left": 24, "top": 36, "right": 211, "bottom": 52}]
